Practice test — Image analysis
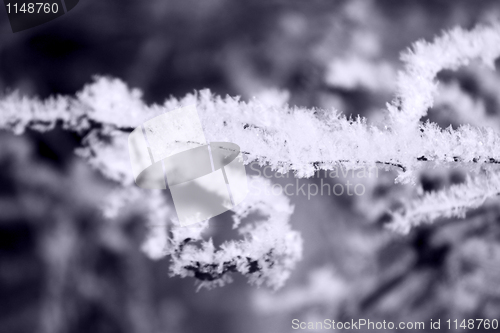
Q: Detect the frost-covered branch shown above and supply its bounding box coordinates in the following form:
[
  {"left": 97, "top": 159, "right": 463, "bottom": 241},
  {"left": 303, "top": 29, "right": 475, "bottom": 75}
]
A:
[
  {"left": 388, "top": 22, "right": 500, "bottom": 127},
  {"left": 168, "top": 177, "right": 302, "bottom": 290},
  {"left": 3, "top": 78, "right": 500, "bottom": 183},
  {"left": 389, "top": 171, "right": 500, "bottom": 234}
]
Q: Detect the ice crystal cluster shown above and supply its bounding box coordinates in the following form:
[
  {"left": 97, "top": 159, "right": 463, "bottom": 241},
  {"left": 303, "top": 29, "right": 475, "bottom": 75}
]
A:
[{"left": 1, "top": 23, "right": 500, "bottom": 288}]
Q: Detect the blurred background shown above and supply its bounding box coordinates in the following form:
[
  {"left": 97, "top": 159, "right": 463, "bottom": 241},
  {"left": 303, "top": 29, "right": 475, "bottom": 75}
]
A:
[{"left": 1, "top": 0, "right": 500, "bottom": 332}]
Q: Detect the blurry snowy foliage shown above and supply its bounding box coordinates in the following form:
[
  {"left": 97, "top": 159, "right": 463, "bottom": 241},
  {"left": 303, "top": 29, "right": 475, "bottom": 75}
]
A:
[{"left": 2, "top": 1, "right": 500, "bottom": 333}]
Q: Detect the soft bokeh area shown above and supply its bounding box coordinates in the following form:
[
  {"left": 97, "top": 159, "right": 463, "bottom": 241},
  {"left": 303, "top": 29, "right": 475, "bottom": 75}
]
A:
[{"left": 1, "top": 1, "right": 500, "bottom": 332}]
